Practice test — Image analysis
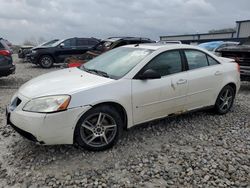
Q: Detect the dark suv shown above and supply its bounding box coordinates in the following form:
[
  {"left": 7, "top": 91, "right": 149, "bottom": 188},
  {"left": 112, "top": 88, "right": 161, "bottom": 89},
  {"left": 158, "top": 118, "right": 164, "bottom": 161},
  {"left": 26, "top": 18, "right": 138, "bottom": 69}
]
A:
[
  {"left": 28, "top": 37, "right": 100, "bottom": 68},
  {"left": 0, "top": 38, "right": 15, "bottom": 77},
  {"left": 64, "top": 37, "right": 155, "bottom": 68}
]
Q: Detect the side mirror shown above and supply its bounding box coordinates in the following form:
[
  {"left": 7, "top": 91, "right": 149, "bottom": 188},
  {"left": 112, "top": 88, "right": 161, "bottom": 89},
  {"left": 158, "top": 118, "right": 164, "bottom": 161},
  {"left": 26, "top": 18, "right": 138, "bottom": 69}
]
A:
[
  {"left": 59, "top": 43, "right": 65, "bottom": 48},
  {"left": 138, "top": 69, "right": 161, "bottom": 80}
]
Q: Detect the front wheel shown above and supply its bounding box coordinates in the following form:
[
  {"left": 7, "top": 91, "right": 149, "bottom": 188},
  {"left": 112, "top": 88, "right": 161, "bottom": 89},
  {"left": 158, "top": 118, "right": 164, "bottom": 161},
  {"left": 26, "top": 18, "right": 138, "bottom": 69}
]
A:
[
  {"left": 39, "top": 55, "right": 54, "bottom": 68},
  {"left": 214, "top": 85, "right": 235, "bottom": 114},
  {"left": 74, "top": 105, "right": 123, "bottom": 151}
]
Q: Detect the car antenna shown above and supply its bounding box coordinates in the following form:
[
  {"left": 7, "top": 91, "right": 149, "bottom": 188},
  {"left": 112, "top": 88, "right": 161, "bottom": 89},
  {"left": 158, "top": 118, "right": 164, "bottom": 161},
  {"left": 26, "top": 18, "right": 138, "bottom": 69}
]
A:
[{"left": 134, "top": 43, "right": 140, "bottom": 47}]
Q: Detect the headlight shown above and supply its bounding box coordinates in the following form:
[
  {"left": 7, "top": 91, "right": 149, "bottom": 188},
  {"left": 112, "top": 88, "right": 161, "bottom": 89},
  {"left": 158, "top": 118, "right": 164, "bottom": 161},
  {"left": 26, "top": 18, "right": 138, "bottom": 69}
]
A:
[
  {"left": 31, "top": 50, "right": 37, "bottom": 54},
  {"left": 23, "top": 95, "right": 71, "bottom": 113}
]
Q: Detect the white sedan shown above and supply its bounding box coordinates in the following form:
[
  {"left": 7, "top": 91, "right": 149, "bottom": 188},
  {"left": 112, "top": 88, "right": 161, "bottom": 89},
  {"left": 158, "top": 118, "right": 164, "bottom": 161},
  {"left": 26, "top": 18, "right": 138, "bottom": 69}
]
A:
[{"left": 6, "top": 44, "right": 240, "bottom": 151}]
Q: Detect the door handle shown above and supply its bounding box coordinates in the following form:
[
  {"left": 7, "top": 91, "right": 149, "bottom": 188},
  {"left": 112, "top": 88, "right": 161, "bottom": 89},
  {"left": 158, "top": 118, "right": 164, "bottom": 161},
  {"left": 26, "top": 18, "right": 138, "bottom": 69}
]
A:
[
  {"left": 214, "top": 71, "right": 222, "bottom": 76},
  {"left": 177, "top": 79, "right": 187, "bottom": 85}
]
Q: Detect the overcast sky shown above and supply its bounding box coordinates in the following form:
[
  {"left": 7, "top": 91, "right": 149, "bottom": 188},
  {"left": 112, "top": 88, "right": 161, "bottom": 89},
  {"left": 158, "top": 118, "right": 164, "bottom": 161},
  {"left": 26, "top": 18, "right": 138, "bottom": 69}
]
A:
[{"left": 1, "top": 0, "right": 250, "bottom": 44}]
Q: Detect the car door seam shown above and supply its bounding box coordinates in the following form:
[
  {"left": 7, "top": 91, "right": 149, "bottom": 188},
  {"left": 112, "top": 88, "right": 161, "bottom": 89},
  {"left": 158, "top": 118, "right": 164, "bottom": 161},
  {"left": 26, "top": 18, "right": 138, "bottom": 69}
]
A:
[{"left": 136, "top": 94, "right": 186, "bottom": 108}]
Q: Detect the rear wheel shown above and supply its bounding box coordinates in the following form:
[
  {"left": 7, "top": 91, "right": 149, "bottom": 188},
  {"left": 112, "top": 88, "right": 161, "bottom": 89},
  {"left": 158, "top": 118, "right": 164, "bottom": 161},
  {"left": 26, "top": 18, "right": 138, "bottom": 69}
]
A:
[
  {"left": 74, "top": 105, "right": 123, "bottom": 151},
  {"left": 214, "top": 85, "right": 235, "bottom": 114},
  {"left": 39, "top": 55, "right": 54, "bottom": 68}
]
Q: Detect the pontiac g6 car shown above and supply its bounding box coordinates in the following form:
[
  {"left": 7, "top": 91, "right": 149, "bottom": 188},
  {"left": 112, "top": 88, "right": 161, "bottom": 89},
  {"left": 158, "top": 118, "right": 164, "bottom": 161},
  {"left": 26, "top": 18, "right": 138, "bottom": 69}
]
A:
[{"left": 6, "top": 44, "right": 240, "bottom": 151}]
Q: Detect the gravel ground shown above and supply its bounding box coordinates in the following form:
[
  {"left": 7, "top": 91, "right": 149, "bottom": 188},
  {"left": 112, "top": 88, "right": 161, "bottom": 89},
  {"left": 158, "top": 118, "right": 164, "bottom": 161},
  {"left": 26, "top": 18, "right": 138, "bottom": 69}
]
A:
[{"left": 0, "top": 55, "right": 249, "bottom": 188}]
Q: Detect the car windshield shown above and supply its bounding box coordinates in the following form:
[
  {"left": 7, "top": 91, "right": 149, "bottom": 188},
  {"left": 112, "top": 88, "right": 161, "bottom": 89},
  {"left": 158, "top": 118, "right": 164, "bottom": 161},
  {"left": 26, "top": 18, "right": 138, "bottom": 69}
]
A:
[
  {"left": 51, "top": 39, "right": 65, "bottom": 47},
  {"left": 198, "top": 42, "right": 223, "bottom": 51},
  {"left": 40, "top": 39, "right": 59, "bottom": 47},
  {"left": 80, "top": 47, "right": 153, "bottom": 79}
]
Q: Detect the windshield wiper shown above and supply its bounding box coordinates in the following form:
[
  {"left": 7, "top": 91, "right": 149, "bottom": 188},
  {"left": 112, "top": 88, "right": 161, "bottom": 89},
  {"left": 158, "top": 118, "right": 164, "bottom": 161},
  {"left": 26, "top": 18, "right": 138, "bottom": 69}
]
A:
[{"left": 82, "top": 67, "right": 110, "bottom": 78}]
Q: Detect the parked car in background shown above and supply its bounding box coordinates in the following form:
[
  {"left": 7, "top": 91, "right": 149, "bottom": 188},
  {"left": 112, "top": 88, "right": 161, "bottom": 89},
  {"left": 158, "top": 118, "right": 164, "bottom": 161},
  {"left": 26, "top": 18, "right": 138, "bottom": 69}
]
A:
[
  {"left": 18, "top": 45, "right": 34, "bottom": 59},
  {"left": 7, "top": 44, "right": 240, "bottom": 151},
  {"left": 63, "top": 37, "right": 155, "bottom": 68},
  {"left": 0, "top": 38, "right": 15, "bottom": 77},
  {"left": 198, "top": 41, "right": 239, "bottom": 55},
  {"left": 38, "top": 39, "right": 60, "bottom": 47},
  {"left": 25, "top": 39, "right": 59, "bottom": 62},
  {"left": 217, "top": 37, "right": 250, "bottom": 81},
  {"left": 159, "top": 40, "right": 182, "bottom": 44},
  {"left": 28, "top": 37, "right": 100, "bottom": 68}
]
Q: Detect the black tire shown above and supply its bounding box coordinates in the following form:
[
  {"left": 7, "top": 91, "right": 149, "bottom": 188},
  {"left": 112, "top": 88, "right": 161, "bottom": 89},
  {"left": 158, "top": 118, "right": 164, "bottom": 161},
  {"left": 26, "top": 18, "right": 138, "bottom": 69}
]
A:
[
  {"left": 214, "top": 85, "right": 235, "bottom": 115},
  {"left": 74, "top": 105, "right": 123, "bottom": 151},
  {"left": 39, "top": 55, "right": 54, "bottom": 68}
]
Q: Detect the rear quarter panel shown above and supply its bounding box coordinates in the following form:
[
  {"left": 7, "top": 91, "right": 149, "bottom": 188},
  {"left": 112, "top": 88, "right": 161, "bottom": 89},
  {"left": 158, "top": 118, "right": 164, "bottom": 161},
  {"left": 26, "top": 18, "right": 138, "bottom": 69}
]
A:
[{"left": 217, "top": 61, "right": 240, "bottom": 99}]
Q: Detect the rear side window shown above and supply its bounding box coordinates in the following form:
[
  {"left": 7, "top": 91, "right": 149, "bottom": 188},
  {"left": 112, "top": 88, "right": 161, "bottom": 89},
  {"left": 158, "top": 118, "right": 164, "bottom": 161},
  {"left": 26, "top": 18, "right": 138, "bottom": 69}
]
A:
[
  {"left": 88, "top": 40, "right": 99, "bottom": 46},
  {"left": 76, "top": 39, "right": 88, "bottom": 46},
  {"left": 185, "top": 50, "right": 209, "bottom": 70},
  {"left": 143, "top": 50, "right": 183, "bottom": 77},
  {"left": 207, "top": 56, "right": 219, "bottom": 65}
]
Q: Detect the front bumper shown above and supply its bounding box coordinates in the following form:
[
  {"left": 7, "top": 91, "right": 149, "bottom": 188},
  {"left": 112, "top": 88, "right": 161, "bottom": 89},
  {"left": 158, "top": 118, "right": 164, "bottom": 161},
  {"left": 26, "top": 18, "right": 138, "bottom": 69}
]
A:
[
  {"left": 6, "top": 94, "right": 91, "bottom": 145},
  {"left": 0, "top": 65, "right": 15, "bottom": 77},
  {"left": 6, "top": 112, "right": 40, "bottom": 143},
  {"left": 28, "top": 54, "right": 39, "bottom": 64}
]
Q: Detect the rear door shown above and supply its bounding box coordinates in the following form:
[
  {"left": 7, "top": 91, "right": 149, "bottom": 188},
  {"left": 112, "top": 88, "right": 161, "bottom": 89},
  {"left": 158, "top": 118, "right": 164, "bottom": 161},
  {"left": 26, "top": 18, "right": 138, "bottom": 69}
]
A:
[
  {"left": 183, "top": 49, "right": 223, "bottom": 110},
  {"left": 55, "top": 38, "right": 76, "bottom": 62},
  {"left": 132, "top": 50, "right": 188, "bottom": 124},
  {"left": 75, "top": 38, "right": 94, "bottom": 54}
]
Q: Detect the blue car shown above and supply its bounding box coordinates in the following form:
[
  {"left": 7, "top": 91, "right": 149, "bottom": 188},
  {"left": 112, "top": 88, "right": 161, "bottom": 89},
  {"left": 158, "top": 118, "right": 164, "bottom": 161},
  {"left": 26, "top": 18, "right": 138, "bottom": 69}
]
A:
[{"left": 198, "top": 41, "right": 239, "bottom": 54}]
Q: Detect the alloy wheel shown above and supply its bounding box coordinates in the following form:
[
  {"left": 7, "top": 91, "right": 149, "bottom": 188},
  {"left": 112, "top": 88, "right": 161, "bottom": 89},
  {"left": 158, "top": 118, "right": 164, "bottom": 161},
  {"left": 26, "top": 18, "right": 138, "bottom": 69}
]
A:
[
  {"left": 40, "top": 56, "right": 53, "bottom": 68},
  {"left": 218, "top": 88, "right": 233, "bottom": 112},
  {"left": 80, "top": 112, "right": 117, "bottom": 148}
]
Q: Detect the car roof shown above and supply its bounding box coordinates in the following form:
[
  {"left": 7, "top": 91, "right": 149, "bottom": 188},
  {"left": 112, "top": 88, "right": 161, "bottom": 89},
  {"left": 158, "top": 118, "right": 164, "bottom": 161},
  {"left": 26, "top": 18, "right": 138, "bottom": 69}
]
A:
[
  {"left": 124, "top": 43, "right": 195, "bottom": 51},
  {"left": 105, "top": 37, "right": 153, "bottom": 42}
]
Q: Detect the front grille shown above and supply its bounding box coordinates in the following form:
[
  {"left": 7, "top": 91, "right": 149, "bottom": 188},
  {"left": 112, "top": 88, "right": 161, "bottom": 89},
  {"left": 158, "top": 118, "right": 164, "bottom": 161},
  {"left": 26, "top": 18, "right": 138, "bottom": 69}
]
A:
[
  {"left": 16, "top": 97, "right": 21, "bottom": 106},
  {"left": 10, "top": 97, "right": 22, "bottom": 111}
]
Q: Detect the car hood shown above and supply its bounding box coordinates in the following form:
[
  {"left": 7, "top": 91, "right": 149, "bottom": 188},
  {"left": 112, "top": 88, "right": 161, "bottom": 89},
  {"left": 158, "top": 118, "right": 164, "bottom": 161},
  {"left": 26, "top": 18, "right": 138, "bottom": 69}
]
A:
[
  {"left": 18, "top": 68, "right": 114, "bottom": 99},
  {"left": 32, "top": 46, "right": 51, "bottom": 50}
]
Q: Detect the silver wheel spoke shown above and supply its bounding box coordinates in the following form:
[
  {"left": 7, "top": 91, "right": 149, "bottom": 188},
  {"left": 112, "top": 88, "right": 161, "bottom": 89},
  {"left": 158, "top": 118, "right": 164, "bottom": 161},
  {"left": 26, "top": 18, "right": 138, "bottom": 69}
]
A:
[
  {"left": 102, "top": 134, "right": 108, "bottom": 144},
  {"left": 82, "top": 122, "right": 94, "bottom": 132},
  {"left": 104, "top": 124, "right": 116, "bottom": 129},
  {"left": 221, "top": 102, "right": 228, "bottom": 110},
  {"left": 220, "top": 96, "right": 225, "bottom": 102},
  {"left": 227, "top": 96, "right": 232, "bottom": 101},
  {"left": 96, "top": 113, "right": 105, "bottom": 125},
  {"left": 87, "top": 135, "right": 97, "bottom": 144},
  {"left": 224, "top": 89, "right": 229, "bottom": 98}
]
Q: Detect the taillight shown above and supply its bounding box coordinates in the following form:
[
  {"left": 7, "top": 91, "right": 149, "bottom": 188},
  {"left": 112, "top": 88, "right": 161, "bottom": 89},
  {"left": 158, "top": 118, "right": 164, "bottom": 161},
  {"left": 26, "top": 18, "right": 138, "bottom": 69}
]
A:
[
  {"left": 0, "top": 50, "right": 11, "bottom": 56},
  {"left": 234, "top": 57, "right": 240, "bottom": 64}
]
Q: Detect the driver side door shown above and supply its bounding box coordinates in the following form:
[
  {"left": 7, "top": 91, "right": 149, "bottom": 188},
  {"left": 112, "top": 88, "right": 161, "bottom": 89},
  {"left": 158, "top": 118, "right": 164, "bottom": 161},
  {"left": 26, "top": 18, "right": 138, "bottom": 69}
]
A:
[{"left": 132, "top": 50, "right": 188, "bottom": 125}]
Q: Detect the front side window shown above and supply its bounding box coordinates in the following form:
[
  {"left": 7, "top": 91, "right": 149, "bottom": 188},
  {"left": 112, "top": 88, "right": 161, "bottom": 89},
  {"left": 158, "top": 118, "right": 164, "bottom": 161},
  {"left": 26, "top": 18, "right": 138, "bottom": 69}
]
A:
[
  {"left": 63, "top": 39, "right": 75, "bottom": 47},
  {"left": 185, "top": 50, "right": 209, "bottom": 70},
  {"left": 81, "top": 47, "right": 153, "bottom": 79},
  {"left": 143, "top": 50, "right": 183, "bottom": 76}
]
